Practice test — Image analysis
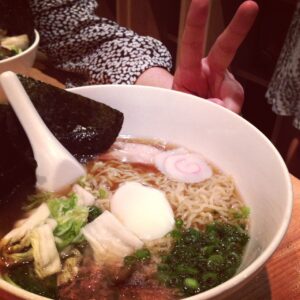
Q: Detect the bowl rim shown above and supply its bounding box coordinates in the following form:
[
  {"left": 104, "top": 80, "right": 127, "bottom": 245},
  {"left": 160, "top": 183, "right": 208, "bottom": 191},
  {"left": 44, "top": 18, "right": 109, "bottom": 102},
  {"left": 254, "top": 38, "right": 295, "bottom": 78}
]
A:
[
  {"left": 0, "top": 29, "right": 39, "bottom": 65},
  {"left": 0, "top": 85, "right": 294, "bottom": 300}
]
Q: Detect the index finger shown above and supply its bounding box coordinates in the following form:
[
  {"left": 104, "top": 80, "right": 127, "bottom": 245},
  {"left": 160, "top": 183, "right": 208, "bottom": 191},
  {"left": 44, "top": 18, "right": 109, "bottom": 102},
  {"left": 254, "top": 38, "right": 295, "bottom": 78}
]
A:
[
  {"left": 178, "top": 0, "right": 209, "bottom": 69},
  {"left": 207, "top": 1, "right": 259, "bottom": 72}
]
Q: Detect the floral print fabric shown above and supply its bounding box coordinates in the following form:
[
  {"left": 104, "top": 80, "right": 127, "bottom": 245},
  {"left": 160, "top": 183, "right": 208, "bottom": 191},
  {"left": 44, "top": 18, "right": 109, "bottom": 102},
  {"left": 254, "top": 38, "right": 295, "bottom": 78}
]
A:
[
  {"left": 29, "top": 0, "right": 172, "bottom": 87},
  {"left": 266, "top": 1, "right": 300, "bottom": 130}
]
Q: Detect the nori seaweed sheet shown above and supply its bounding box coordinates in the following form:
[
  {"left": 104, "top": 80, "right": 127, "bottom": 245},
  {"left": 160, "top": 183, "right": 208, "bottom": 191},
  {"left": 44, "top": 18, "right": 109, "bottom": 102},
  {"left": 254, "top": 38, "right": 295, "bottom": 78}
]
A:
[
  {"left": 0, "top": 105, "right": 37, "bottom": 202},
  {"left": 0, "top": 75, "right": 123, "bottom": 204},
  {"left": 0, "top": 0, "right": 35, "bottom": 44}
]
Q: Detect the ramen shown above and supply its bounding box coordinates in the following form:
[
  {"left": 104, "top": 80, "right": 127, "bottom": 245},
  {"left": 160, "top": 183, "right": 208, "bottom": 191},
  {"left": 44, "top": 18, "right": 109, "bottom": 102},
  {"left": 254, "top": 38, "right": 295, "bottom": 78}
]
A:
[{"left": 0, "top": 138, "right": 249, "bottom": 299}]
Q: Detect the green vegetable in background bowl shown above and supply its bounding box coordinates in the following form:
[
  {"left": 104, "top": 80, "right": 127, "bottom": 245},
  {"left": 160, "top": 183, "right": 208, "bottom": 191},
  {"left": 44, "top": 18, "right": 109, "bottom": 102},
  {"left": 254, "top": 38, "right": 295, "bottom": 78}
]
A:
[{"left": 0, "top": 29, "right": 29, "bottom": 60}]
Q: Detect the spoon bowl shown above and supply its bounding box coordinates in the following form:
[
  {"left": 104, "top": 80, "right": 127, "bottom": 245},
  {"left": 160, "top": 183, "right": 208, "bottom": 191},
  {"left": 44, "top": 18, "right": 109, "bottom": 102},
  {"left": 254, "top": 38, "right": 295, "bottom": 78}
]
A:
[{"left": 0, "top": 71, "right": 86, "bottom": 191}]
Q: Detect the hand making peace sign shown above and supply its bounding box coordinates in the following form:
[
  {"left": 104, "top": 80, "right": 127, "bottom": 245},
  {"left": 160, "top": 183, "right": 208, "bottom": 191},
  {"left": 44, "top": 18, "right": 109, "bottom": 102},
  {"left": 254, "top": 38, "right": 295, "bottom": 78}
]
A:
[{"left": 173, "top": 0, "right": 259, "bottom": 113}]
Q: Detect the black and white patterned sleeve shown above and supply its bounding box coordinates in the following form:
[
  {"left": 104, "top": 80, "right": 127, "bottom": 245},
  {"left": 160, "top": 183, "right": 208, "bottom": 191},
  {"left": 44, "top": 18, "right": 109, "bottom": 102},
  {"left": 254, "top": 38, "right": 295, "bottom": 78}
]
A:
[
  {"left": 265, "top": 1, "right": 300, "bottom": 130},
  {"left": 29, "top": 0, "right": 173, "bottom": 87}
]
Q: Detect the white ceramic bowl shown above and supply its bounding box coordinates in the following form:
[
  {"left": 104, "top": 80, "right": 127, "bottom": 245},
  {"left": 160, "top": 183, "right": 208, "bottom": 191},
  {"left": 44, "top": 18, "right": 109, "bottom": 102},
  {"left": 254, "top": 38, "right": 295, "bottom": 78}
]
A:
[
  {"left": 0, "top": 85, "right": 293, "bottom": 300},
  {"left": 0, "top": 29, "right": 39, "bottom": 75}
]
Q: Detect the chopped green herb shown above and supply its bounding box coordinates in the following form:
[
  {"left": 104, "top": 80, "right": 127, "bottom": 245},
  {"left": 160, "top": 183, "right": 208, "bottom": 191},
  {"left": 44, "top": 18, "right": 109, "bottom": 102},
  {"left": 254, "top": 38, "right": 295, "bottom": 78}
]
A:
[
  {"left": 175, "top": 218, "right": 184, "bottom": 229},
  {"left": 170, "top": 229, "right": 182, "bottom": 240},
  {"left": 231, "top": 206, "right": 250, "bottom": 220},
  {"left": 123, "top": 248, "right": 151, "bottom": 266},
  {"left": 207, "top": 254, "right": 224, "bottom": 271},
  {"left": 156, "top": 222, "right": 249, "bottom": 296},
  {"left": 202, "top": 272, "right": 217, "bottom": 283},
  {"left": 98, "top": 188, "right": 107, "bottom": 199},
  {"left": 184, "top": 278, "right": 200, "bottom": 290},
  {"left": 124, "top": 255, "right": 137, "bottom": 266},
  {"left": 88, "top": 206, "right": 102, "bottom": 222},
  {"left": 134, "top": 248, "right": 151, "bottom": 261}
]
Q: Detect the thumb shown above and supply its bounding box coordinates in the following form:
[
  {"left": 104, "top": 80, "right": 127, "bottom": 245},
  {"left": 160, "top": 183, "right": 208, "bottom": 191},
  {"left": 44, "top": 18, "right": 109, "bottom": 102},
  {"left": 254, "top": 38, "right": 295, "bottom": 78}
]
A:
[{"left": 207, "top": 98, "right": 225, "bottom": 107}]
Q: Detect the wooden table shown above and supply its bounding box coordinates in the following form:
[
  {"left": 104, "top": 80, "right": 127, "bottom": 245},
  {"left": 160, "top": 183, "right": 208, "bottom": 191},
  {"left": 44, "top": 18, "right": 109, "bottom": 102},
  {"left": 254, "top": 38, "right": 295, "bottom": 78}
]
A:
[
  {"left": 227, "top": 175, "right": 300, "bottom": 300},
  {"left": 1, "top": 69, "right": 300, "bottom": 300}
]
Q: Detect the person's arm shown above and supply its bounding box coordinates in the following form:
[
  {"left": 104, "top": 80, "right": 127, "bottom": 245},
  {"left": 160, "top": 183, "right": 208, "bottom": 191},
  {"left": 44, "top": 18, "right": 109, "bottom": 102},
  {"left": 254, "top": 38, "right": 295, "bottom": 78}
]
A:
[
  {"left": 29, "top": 0, "right": 173, "bottom": 87},
  {"left": 136, "top": 67, "right": 173, "bottom": 89},
  {"left": 30, "top": 0, "right": 258, "bottom": 114}
]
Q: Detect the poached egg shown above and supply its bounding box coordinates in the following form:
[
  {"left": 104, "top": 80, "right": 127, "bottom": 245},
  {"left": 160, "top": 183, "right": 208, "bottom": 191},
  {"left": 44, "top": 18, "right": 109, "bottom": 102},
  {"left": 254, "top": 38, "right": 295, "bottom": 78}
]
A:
[{"left": 111, "top": 182, "right": 175, "bottom": 241}]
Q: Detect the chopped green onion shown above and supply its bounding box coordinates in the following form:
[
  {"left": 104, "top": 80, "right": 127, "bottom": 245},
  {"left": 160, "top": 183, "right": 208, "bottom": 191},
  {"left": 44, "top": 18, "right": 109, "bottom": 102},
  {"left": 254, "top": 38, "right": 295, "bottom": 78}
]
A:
[
  {"left": 184, "top": 278, "right": 199, "bottom": 290},
  {"left": 176, "top": 265, "right": 198, "bottom": 275},
  {"left": 202, "top": 272, "right": 217, "bottom": 282},
  {"left": 124, "top": 255, "right": 137, "bottom": 266},
  {"left": 156, "top": 222, "right": 249, "bottom": 296},
  {"left": 88, "top": 206, "right": 102, "bottom": 222},
  {"left": 156, "top": 272, "right": 170, "bottom": 284},
  {"left": 98, "top": 188, "right": 107, "bottom": 199},
  {"left": 201, "top": 245, "right": 215, "bottom": 256},
  {"left": 135, "top": 248, "right": 151, "bottom": 261},
  {"left": 183, "top": 228, "right": 200, "bottom": 243},
  {"left": 231, "top": 206, "right": 250, "bottom": 219},
  {"left": 207, "top": 254, "right": 224, "bottom": 271},
  {"left": 157, "top": 263, "right": 170, "bottom": 272},
  {"left": 175, "top": 218, "right": 184, "bottom": 229},
  {"left": 170, "top": 229, "right": 182, "bottom": 239},
  {"left": 124, "top": 248, "right": 151, "bottom": 266}
]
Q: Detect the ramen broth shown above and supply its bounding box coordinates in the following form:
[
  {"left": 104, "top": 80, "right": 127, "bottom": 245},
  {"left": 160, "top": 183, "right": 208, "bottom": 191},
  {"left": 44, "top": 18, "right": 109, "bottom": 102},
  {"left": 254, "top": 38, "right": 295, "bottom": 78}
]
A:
[{"left": 0, "top": 138, "right": 250, "bottom": 299}]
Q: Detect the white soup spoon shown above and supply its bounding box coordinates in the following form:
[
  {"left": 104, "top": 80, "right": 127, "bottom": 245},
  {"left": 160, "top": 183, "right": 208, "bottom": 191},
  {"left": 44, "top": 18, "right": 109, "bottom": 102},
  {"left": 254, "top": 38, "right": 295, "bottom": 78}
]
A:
[{"left": 0, "top": 71, "right": 86, "bottom": 192}]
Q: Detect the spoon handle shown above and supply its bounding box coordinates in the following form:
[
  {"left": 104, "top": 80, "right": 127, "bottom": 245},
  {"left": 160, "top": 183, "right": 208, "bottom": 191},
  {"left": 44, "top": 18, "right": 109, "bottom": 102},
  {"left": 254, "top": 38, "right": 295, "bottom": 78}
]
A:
[{"left": 0, "top": 71, "right": 86, "bottom": 191}]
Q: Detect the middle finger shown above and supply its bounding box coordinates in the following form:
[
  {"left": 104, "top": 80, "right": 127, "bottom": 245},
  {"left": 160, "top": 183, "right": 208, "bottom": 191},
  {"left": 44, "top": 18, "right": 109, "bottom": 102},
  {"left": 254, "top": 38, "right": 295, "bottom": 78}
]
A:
[{"left": 207, "top": 1, "right": 259, "bottom": 72}]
